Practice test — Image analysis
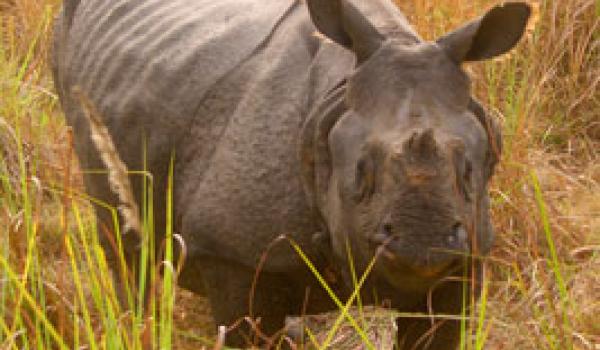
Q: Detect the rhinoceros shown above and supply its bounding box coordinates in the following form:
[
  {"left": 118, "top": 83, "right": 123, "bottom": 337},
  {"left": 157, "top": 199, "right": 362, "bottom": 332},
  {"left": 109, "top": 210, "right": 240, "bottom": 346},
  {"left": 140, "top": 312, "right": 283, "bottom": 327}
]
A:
[{"left": 52, "top": 0, "right": 530, "bottom": 347}]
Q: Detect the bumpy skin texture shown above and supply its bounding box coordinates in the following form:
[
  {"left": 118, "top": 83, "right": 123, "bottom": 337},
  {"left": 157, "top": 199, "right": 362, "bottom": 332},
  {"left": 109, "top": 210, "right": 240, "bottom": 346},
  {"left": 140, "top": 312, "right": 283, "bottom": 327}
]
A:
[{"left": 53, "top": 0, "right": 529, "bottom": 348}]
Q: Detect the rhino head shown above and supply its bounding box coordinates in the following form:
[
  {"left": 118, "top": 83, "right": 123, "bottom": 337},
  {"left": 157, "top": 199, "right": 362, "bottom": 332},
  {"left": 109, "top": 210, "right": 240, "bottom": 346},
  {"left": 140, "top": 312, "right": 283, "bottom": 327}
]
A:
[{"left": 302, "top": 1, "right": 530, "bottom": 291}]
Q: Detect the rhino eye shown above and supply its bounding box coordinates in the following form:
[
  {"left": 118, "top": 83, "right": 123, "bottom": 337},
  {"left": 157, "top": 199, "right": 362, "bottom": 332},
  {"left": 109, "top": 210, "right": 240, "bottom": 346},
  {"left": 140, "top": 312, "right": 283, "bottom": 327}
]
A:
[{"left": 355, "top": 156, "right": 375, "bottom": 202}]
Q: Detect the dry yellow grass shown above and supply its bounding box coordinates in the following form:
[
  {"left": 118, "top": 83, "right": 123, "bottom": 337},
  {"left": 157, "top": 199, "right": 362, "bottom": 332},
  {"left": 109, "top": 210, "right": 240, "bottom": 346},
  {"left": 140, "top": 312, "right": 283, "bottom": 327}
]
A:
[{"left": 1, "top": 0, "right": 598, "bottom": 349}]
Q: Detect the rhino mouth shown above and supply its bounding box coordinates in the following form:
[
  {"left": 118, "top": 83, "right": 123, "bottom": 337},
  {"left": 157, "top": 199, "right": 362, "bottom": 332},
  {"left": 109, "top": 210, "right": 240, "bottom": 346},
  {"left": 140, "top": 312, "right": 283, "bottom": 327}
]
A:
[{"left": 368, "top": 227, "right": 468, "bottom": 278}]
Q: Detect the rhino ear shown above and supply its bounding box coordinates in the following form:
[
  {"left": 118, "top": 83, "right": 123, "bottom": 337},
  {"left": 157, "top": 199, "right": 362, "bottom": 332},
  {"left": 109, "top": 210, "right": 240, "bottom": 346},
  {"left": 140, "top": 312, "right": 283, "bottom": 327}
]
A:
[
  {"left": 437, "top": 2, "right": 531, "bottom": 62},
  {"left": 306, "top": 0, "right": 384, "bottom": 63},
  {"left": 468, "top": 98, "right": 502, "bottom": 179}
]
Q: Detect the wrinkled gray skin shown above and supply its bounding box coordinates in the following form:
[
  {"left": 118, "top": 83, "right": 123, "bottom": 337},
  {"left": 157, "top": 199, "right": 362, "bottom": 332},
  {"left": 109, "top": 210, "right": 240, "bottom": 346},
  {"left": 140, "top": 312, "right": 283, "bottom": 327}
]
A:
[{"left": 52, "top": 0, "right": 530, "bottom": 348}]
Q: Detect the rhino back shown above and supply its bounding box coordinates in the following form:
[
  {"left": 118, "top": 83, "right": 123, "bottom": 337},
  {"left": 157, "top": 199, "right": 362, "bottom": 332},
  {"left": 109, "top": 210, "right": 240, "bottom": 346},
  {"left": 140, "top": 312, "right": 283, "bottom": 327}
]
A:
[{"left": 62, "top": 0, "right": 297, "bottom": 114}]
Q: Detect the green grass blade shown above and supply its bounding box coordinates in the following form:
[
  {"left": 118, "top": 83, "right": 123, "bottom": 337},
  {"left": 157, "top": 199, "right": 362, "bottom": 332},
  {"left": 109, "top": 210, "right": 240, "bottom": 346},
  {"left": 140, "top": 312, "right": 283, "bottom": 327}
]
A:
[
  {"left": 64, "top": 232, "right": 99, "bottom": 350},
  {"left": 321, "top": 249, "right": 380, "bottom": 349},
  {"left": 475, "top": 270, "right": 489, "bottom": 350},
  {"left": 530, "top": 172, "right": 571, "bottom": 349},
  {"left": 159, "top": 156, "right": 176, "bottom": 350},
  {"left": 288, "top": 239, "right": 375, "bottom": 349}
]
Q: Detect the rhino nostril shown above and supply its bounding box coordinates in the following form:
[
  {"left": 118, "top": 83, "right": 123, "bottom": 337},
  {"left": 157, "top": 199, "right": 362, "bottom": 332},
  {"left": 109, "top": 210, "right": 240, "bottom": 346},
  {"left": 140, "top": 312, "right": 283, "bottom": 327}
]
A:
[{"left": 383, "top": 223, "right": 393, "bottom": 236}]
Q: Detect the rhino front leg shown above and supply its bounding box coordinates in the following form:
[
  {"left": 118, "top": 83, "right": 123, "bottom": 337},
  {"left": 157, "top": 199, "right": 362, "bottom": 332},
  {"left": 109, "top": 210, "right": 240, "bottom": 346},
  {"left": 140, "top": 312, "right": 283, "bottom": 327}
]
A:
[{"left": 200, "top": 258, "right": 299, "bottom": 348}]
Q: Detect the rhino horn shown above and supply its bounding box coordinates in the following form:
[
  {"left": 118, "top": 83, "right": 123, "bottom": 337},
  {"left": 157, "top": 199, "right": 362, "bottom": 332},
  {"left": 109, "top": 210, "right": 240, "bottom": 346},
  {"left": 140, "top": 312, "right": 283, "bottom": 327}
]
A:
[
  {"left": 394, "top": 129, "right": 443, "bottom": 182},
  {"left": 403, "top": 129, "right": 440, "bottom": 161}
]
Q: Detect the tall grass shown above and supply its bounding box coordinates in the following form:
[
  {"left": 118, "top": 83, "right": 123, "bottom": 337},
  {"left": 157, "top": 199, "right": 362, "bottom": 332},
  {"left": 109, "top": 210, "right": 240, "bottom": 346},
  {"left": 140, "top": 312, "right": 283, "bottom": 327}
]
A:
[
  {"left": 1, "top": 0, "right": 599, "bottom": 349},
  {"left": 1, "top": 2, "right": 180, "bottom": 348}
]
